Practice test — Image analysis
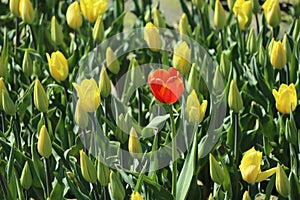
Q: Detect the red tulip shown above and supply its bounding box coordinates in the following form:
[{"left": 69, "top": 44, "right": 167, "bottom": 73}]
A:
[{"left": 148, "top": 67, "right": 184, "bottom": 104}]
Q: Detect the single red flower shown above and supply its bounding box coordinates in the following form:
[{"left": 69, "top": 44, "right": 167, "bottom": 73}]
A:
[{"left": 148, "top": 67, "right": 184, "bottom": 104}]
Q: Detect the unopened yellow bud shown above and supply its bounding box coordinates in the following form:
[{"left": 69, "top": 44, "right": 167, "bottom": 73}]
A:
[
  {"left": 128, "top": 127, "right": 143, "bottom": 159},
  {"left": 34, "top": 78, "right": 49, "bottom": 113},
  {"left": 242, "top": 191, "right": 251, "bottom": 200},
  {"left": 106, "top": 47, "right": 120, "bottom": 74},
  {"left": 97, "top": 155, "right": 110, "bottom": 186},
  {"left": 144, "top": 22, "right": 162, "bottom": 52},
  {"left": 93, "top": 16, "right": 104, "bottom": 43},
  {"left": 187, "top": 63, "right": 199, "bottom": 93},
  {"left": 80, "top": 150, "right": 97, "bottom": 183},
  {"left": 275, "top": 163, "right": 290, "bottom": 198},
  {"left": 262, "top": 0, "right": 281, "bottom": 28},
  {"left": 51, "top": 16, "right": 64, "bottom": 45},
  {"left": 131, "top": 191, "right": 144, "bottom": 200},
  {"left": 258, "top": 44, "right": 266, "bottom": 66},
  {"left": 282, "top": 34, "right": 292, "bottom": 63},
  {"left": 115, "top": 113, "right": 129, "bottom": 144},
  {"left": 192, "top": 0, "right": 204, "bottom": 10},
  {"left": 228, "top": 80, "right": 243, "bottom": 113},
  {"left": 209, "top": 154, "right": 225, "bottom": 185},
  {"left": 173, "top": 41, "right": 191, "bottom": 75},
  {"left": 20, "top": 161, "right": 32, "bottom": 190},
  {"left": 186, "top": 90, "right": 207, "bottom": 124},
  {"left": 10, "top": 0, "right": 20, "bottom": 16},
  {"left": 66, "top": 2, "right": 83, "bottom": 29},
  {"left": 99, "top": 66, "right": 111, "bottom": 98},
  {"left": 130, "top": 58, "right": 144, "bottom": 87},
  {"left": 22, "top": 49, "right": 33, "bottom": 77},
  {"left": 270, "top": 41, "right": 286, "bottom": 69},
  {"left": 246, "top": 28, "right": 257, "bottom": 55},
  {"left": 37, "top": 125, "right": 52, "bottom": 158},
  {"left": 179, "top": 13, "right": 192, "bottom": 37},
  {"left": 153, "top": 8, "right": 166, "bottom": 28},
  {"left": 219, "top": 52, "right": 230, "bottom": 79},
  {"left": 19, "top": 0, "right": 35, "bottom": 24},
  {"left": 0, "top": 78, "right": 8, "bottom": 110},
  {"left": 214, "top": 0, "right": 227, "bottom": 29},
  {"left": 2, "top": 91, "right": 16, "bottom": 116},
  {"left": 110, "top": 171, "right": 125, "bottom": 200},
  {"left": 74, "top": 100, "right": 89, "bottom": 129}
]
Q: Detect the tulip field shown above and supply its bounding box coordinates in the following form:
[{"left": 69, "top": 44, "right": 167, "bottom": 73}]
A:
[{"left": 1, "top": 0, "right": 300, "bottom": 199}]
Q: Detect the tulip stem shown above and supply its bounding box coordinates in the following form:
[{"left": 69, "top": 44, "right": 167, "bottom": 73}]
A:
[
  {"left": 44, "top": 158, "right": 51, "bottom": 197},
  {"left": 15, "top": 18, "right": 20, "bottom": 54},
  {"left": 255, "top": 14, "right": 260, "bottom": 35},
  {"left": 13, "top": 115, "right": 21, "bottom": 149},
  {"left": 137, "top": 88, "right": 142, "bottom": 125},
  {"left": 83, "top": 129, "right": 88, "bottom": 154},
  {"left": 29, "top": 25, "right": 36, "bottom": 50},
  {"left": 234, "top": 113, "right": 239, "bottom": 164},
  {"left": 92, "top": 183, "right": 100, "bottom": 200},
  {"left": 1, "top": 111, "right": 5, "bottom": 134},
  {"left": 199, "top": 9, "right": 206, "bottom": 41},
  {"left": 103, "top": 186, "right": 108, "bottom": 200},
  {"left": 220, "top": 29, "right": 224, "bottom": 50},
  {"left": 0, "top": 173, "right": 8, "bottom": 200},
  {"left": 169, "top": 106, "right": 177, "bottom": 198},
  {"left": 25, "top": 190, "right": 29, "bottom": 200},
  {"left": 43, "top": 112, "right": 49, "bottom": 130},
  {"left": 62, "top": 81, "right": 70, "bottom": 103},
  {"left": 286, "top": 64, "right": 290, "bottom": 85}
]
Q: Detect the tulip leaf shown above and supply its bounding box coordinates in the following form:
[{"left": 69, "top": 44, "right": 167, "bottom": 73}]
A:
[
  {"left": 65, "top": 175, "right": 90, "bottom": 200},
  {"left": 265, "top": 175, "right": 275, "bottom": 200},
  {"left": 50, "top": 180, "right": 65, "bottom": 200}
]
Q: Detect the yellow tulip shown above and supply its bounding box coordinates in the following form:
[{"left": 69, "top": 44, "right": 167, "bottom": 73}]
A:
[
  {"left": 186, "top": 90, "right": 208, "bottom": 124},
  {"left": 80, "top": 150, "right": 97, "bottom": 183},
  {"left": 10, "top": 0, "right": 20, "bottom": 16},
  {"left": 46, "top": 51, "right": 68, "bottom": 82},
  {"left": 228, "top": 80, "right": 243, "bottom": 113},
  {"left": 80, "top": 0, "right": 107, "bottom": 23},
  {"left": 128, "top": 127, "right": 143, "bottom": 159},
  {"left": 272, "top": 84, "right": 297, "bottom": 114},
  {"left": 37, "top": 125, "right": 52, "bottom": 158},
  {"left": 34, "top": 78, "right": 49, "bottom": 113},
  {"left": 144, "top": 22, "right": 162, "bottom": 52},
  {"left": 275, "top": 163, "right": 290, "bottom": 198},
  {"left": 214, "top": 0, "right": 227, "bottom": 29},
  {"left": 131, "top": 191, "right": 144, "bottom": 200},
  {"left": 66, "top": 1, "right": 83, "bottom": 29},
  {"left": 73, "top": 78, "right": 101, "bottom": 112},
  {"left": 239, "top": 147, "right": 276, "bottom": 184},
  {"left": 233, "top": 0, "right": 252, "bottom": 30},
  {"left": 262, "top": 0, "right": 281, "bottom": 28},
  {"left": 173, "top": 41, "right": 191, "bottom": 75},
  {"left": 19, "top": 0, "right": 35, "bottom": 24},
  {"left": 0, "top": 77, "right": 8, "bottom": 110},
  {"left": 270, "top": 40, "right": 286, "bottom": 69}
]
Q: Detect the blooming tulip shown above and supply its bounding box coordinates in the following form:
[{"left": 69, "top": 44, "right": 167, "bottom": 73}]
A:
[
  {"left": 239, "top": 147, "right": 276, "bottom": 184},
  {"left": 186, "top": 90, "right": 207, "bottom": 124},
  {"left": 19, "top": 0, "right": 35, "bottom": 24},
  {"left": 262, "top": 0, "right": 281, "bottom": 28},
  {"left": 148, "top": 67, "right": 184, "bottom": 104},
  {"left": 66, "top": 2, "right": 82, "bottom": 29},
  {"left": 46, "top": 51, "right": 68, "bottom": 82},
  {"left": 80, "top": 150, "right": 97, "bottom": 183},
  {"left": 34, "top": 78, "right": 49, "bottom": 113},
  {"left": 233, "top": 0, "right": 252, "bottom": 30},
  {"left": 270, "top": 40, "right": 286, "bottom": 69},
  {"left": 214, "top": 0, "right": 227, "bottom": 29},
  {"left": 144, "top": 22, "right": 162, "bottom": 52},
  {"left": 37, "top": 125, "right": 52, "bottom": 158},
  {"left": 173, "top": 42, "right": 191, "bottom": 75},
  {"left": 272, "top": 84, "right": 297, "bottom": 114},
  {"left": 131, "top": 191, "right": 144, "bottom": 200},
  {"left": 73, "top": 78, "right": 101, "bottom": 112},
  {"left": 228, "top": 80, "right": 243, "bottom": 113},
  {"left": 80, "top": 0, "right": 107, "bottom": 23}
]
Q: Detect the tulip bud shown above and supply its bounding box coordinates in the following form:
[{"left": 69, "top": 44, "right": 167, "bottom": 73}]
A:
[
  {"left": 0, "top": 57, "right": 6, "bottom": 78},
  {"left": 74, "top": 100, "right": 89, "bottom": 129},
  {"left": 2, "top": 91, "right": 16, "bottom": 116},
  {"left": 267, "top": 38, "right": 275, "bottom": 58},
  {"left": 270, "top": 41, "right": 286, "bottom": 69},
  {"left": 192, "top": 0, "right": 204, "bottom": 10},
  {"left": 66, "top": 171, "right": 78, "bottom": 184},
  {"left": 99, "top": 66, "right": 111, "bottom": 98},
  {"left": 227, "top": 0, "right": 235, "bottom": 10},
  {"left": 10, "top": 0, "right": 20, "bottom": 16},
  {"left": 186, "top": 90, "right": 207, "bottom": 124},
  {"left": 153, "top": 8, "right": 166, "bottom": 28},
  {"left": 22, "top": 49, "right": 33, "bottom": 77},
  {"left": 242, "top": 191, "right": 251, "bottom": 200},
  {"left": 19, "top": 0, "right": 35, "bottom": 24},
  {"left": 115, "top": 113, "right": 129, "bottom": 144},
  {"left": 246, "top": 28, "right": 257, "bottom": 55},
  {"left": 252, "top": 0, "right": 260, "bottom": 14},
  {"left": 144, "top": 9, "right": 151, "bottom": 23},
  {"left": 37, "top": 125, "right": 52, "bottom": 158},
  {"left": 209, "top": 154, "right": 225, "bottom": 185},
  {"left": 282, "top": 34, "right": 292, "bottom": 63},
  {"left": 46, "top": 51, "right": 69, "bottom": 82},
  {"left": 66, "top": 1, "right": 83, "bottom": 29},
  {"left": 80, "top": 150, "right": 97, "bottom": 183},
  {"left": 228, "top": 80, "right": 243, "bottom": 113},
  {"left": 93, "top": 16, "right": 104, "bottom": 43},
  {"left": 130, "top": 58, "right": 145, "bottom": 87},
  {"left": 128, "top": 127, "right": 143, "bottom": 159},
  {"left": 106, "top": 47, "right": 120, "bottom": 74},
  {"left": 187, "top": 63, "right": 199, "bottom": 93},
  {"left": 213, "top": 66, "right": 225, "bottom": 96},
  {"left": 144, "top": 22, "right": 162, "bottom": 52},
  {"left": 208, "top": 193, "right": 214, "bottom": 200},
  {"left": 292, "top": 19, "right": 299, "bottom": 41},
  {"left": 51, "top": 16, "right": 64, "bottom": 45},
  {"left": 97, "top": 155, "right": 110, "bottom": 186},
  {"left": 20, "top": 161, "right": 32, "bottom": 190},
  {"left": 262, "top": 0, "right": 281, "bottom": 28},
  {"left": 0, "top": 78, "right": 8, "bottom": 110},
  {"left": 214, "top": 0, "right": 227, "bottom": 29},
  {"left": 34, "top": 78, "right": 49, "bottom": 113},
  {"left": 276, "top": 164, "right": 290, "bottom": 198},
  {"left": 110, "top": 171, "right": 125, "bottom": 200},
  {"left": 131, "top": 191, "right": 144, "bottom": 200},
  {"left": 258, "top": 44, "right": 266, "bottom": 66},
  {"left": 173, "top": 41, "right": 191, "bottom": 75},
  {"left": 179, "top": 13, "right": 192, "bottom": 37},
  {"left": 219, "top": 52, "right": 230, "bottom": 79}
]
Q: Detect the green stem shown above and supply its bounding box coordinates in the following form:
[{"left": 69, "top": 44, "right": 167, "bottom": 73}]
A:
[
  {"left": 15, "top": 18, "right": 20, "bottom": 54},
  {"left": 62, "top": 81, "right": 69, "bottom": 104},
  {"left": 169, "top": 106, "right": 177, "bottom": 198},
  {"left": 92, "top": 183, "right": 100, "bottom": 200},
  {"left": 25, "top": 190, "right": 29, "bottom": 200},
  {"left": 0, "top": 173, "right": 7, "bottom": 200},
  {"left": 255, "top": 14, "right": 260, "bottom": 35},
  {"left": 199, "top": 9, "right": 206, "bottom": 41},
  {"left": 234, "top": 113, "right": 239, "bottom": 165},
  {"left": 236, "top": 17, "right": 244, "bottom": 64},
  {"left": 83, "top": 129, "right": 88, "bottom": 154},
  {"left": 43, "top": 112, "right": 48, "bottom": 130},
  {"left": 29, "top": 25, "right": 36, "bottom": 50},
  {"left": 103, "top": 186, "right": 108, "bottom": 200},
  {"left": 220, "top": 29, "right": 224, "bottom": 50},
  {"left": 13, "top": 115, "right": 21, "bottom": 149},
  {"left": 286, "top": 64, "right": 290, "bottom": 85},
  {"left": 1, "top": 111, "right": 5, "bottom": 134},
  {"left": 137, "top": 89, "right": 142, "bottom": 125},
  {"left": 44, "top": 158, "right": 51, "bottom": 197}
]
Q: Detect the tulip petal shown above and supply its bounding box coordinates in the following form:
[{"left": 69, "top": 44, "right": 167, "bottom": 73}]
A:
[{"left": 255, "top": 167, "right": 276, "bottom": 182}]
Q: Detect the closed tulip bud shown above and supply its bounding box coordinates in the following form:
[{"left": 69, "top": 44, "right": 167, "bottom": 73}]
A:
[
  {"left": 213, "top": 67, "right": 225, "bottom": 95},
  {"left": 128, "top": 127, "right": 143, "bottom": 159},
  {"left": 272, "top": 84, "right": 297, "bottom": 114},
  {"left": 214, "top": 0, "right": 227, "bottom": 29},
  {"left": 66, "top": 2, "right": 83, "bottom": 29},
  {"left": 10, "top": 0, "right": 20, "bottom": 16},
  {"left": 19, "top": 0, "right": 35, "bottom": 24},
  {"left": 153, "top": 8, "right": 166, "bottom": 28},
  {"left": 219, "top": 52, "right": 230, "bottom": 79},
  {"left": 80, "top": 0, "right": 107, "bottom": 23},
  {"left": 233, "top": 0, "right": 252, "bottom": 30},
  {"left": 187, "top": 63, "right": 199, "bottom": 93},
  {"left": 144, "top": 22, "right": 162, "bottom": 52},
  {"left": 246, "top": 28, "right": 257, "bottom": 55},
  {"left": 228, "top": 80, "right": 243, "bottom": 113},
  {"left": 80, "top": 150, "right": 97, "bottom": 183},
  {"left": 227, "top": 0, "right": 236, "bottom": 10},
  {"left": 262, "top": 0, "right": 281, "bottom": 28},
  {"left": 242, "top": 191, "right": 251, "bottom": 200},
  {"left": 46, "top": 51, "right": 69, "bottom": 82},
  {"left": 110, "top": 171, "right": 125, "bottom": 200},
  {"left": 275, "top": 164, "right": 290, "bottom": 198},
  {"left": 106, "top": 47, "right": 120, "bottom": 74},
  {"left": 33, "top": 60, "right": 41, "bottom": 77},
  {"left": 173, "top": 41, "right": 191, "bottom": 75},
  {"left": 270, "top": 41, "right": 286, "bottom": 69},
  {"left": 0, "top": 78, "right": 8, "bottom": 110},
  {"left": 74, "top": 100, "right": 88, "bottom": 129},
  {"left": 0, "top": 57, "right": 6, "bottom": 78},
  {"left": 179, "top": 13, "right": 192, "bottom": 37},
  {"left": 130, "top": 58, "right": 144, "bottom": 87},
  {"left": 208, "top": 193, "right": 214, "bottom": 200},
  {"left": 131, "top": 191, "right": 144, "bottom": 200},
  {"left": 97, "top": 155, "right": 110, "bottom": 186},
  {"left": 258, "top": 44, "right": 266, "bottom": 66},
  {"left": 2, "top": 91, "right": 16, "bottom": 116},
  {"left": 115, "top": 113, "right": 129, "bottom": 143},
  {"left": 192, "top": 0, "right": 204, "bottom": 10},
  {"left": 51, "top": 16, "right": 64, "bottom": 45},
  {"left": 144, "top": 9, "right": 151, "bottom": 23},
  {"left": 292, "top": 19, "right": 299, "bottom": 41},
  {"left": 34, "top": 78, "right": 49, "bottom": 113},
  {"left": 22, "top": 49, "right": 33, "bottom": 77},
  {"left": 99, "top": 66, "right": 111, "bottom": 98},
  {"left": 282, "top": 34, "right": 292, "bottom": 63},
  {"left": 37, "top": 125, "right": 52, "bottom": 158},
  {"left": 93, "top": 16, "right": 104, "bottom": 43},
  {"left": 209, "top": 154, "right": 225, "bottom": 185},
  {"left": 252, "top": 0, "right": 259, "bottom": 14},
  {"left": 186, "top": 90, "right": 207, "bottom": 124},
  {"left": 20, "top": 161, "right": 32, "bottom": 190}
]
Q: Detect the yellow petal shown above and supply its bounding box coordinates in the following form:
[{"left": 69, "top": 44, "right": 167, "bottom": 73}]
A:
[{"left": 255, "top": 167, "right": 276, "bottom": 182}]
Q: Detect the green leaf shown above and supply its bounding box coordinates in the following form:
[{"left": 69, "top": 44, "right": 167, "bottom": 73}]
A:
[
  {"left": 265, "top": 175, "right": 275, "bottom": 200},
  {"left": 66, "top": 175, "right": 90, "bottom": 200},
  {"left": 50, "top": 180, "right": 65, "bottom": 200}
]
